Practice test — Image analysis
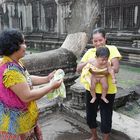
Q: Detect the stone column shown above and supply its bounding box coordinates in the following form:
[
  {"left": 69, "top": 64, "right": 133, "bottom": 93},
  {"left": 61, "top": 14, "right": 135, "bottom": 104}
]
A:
[
  {"left": 55, "top": 0, "right": 61, "bottom": 36},
  {"left": 70, "top": 80, "right": 86, "bottom": 110},
  {"left": 55, "top": 0, "right": 73, "bottom": 34},
  {"left": 0, "top": 15, "right": 1, "bottom": 30}
]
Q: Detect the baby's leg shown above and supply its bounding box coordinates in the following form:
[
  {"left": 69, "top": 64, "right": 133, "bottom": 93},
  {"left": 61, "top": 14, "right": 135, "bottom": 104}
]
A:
[
  {"left": 100, "top": 77, "right": 109, "bottom": 103},
  {"left": 90, "top": 74, "right": 97, "bottom": 103}
]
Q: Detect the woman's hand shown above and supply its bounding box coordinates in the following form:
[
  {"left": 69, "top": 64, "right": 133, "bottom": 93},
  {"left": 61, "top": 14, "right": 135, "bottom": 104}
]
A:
[
  {"left": 51, "top": 79, "right": 62, "bottom": 90},
  {"left": 76, "top": 59, "right": 95, "bottom": 73},
  {"left": 112, "top": 78, "right": 117, "bottom": 84},
  {"left": 47, "top": 70, "right": 56, "bottom": 82}
]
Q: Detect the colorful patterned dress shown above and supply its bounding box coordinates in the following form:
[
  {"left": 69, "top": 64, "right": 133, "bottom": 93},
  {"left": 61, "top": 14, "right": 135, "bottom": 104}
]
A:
[{"left": 0, "top": 56, "right": 39, "bottom": 139}]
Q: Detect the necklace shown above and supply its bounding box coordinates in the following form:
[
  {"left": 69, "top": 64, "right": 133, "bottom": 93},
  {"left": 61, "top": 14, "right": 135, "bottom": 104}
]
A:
[{"left": 9, "top": 57, "right": 26, "bottom": 71}]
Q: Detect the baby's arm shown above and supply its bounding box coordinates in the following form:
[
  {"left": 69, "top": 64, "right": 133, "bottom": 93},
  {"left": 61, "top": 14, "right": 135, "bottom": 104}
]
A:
[
  {"left": 107, "top": 63, "right": 116, "bottom": 84},
  {"left": 89, "top": 59, "right": 109, "bottom": 75}
]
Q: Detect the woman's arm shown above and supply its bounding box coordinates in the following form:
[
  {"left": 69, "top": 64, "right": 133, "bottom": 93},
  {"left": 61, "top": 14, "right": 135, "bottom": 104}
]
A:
[
  {"left": 107, "top": 63, "right": 116, "bottom": 84},
  {"left": 31, "top": 71, "right": 55, "bottom": 86},
  {"left": 76, "top": 58, "right": 96, "bottom": 73},
  {"left": 111, "top": 57, "right": 120, "bottom": 73},
  {"left": 76, "top": 62, "right": 88, "bottom": 73},
  {"left": 10, "top": 79, "right": 62, "bottom": 103}
]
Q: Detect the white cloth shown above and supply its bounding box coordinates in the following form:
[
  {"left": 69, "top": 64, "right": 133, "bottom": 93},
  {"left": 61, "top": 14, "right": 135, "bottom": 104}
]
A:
[{"left": 46, "top": 69, "right": 66, "bottom": 100}]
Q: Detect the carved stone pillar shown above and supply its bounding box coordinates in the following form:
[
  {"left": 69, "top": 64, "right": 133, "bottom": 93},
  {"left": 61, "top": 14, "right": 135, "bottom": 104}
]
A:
[
  {"left": 55, "top": 0, "right": 73, "bottom": 34},
  {"left": 70, "top": 81, "right": 86, "bottom": 110},
  {"left": 32, "top": 0, "right": 40, "bottom": 31}
]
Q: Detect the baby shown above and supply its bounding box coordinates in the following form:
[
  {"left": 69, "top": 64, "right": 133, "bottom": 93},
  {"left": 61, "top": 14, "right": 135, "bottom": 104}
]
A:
[{"left": 83, "top": 47, "right": 116, "bottom": 103}]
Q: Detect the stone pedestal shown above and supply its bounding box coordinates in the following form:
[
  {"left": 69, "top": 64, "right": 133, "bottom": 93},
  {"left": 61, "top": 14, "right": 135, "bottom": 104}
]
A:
[{"left": 70, "top": 79, "right": 86, "bottom": 110}]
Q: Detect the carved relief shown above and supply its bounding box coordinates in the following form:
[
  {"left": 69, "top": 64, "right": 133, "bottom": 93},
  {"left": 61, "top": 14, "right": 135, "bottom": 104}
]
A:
[
  {"left": 132, "top": 40, "right": 140, "bottom": 48},
  {"left": 55, "top": 0, "right": 74, "bottom": 33},
  {"left": 43, "top": 0, "right": 57, "bottom": 32}
]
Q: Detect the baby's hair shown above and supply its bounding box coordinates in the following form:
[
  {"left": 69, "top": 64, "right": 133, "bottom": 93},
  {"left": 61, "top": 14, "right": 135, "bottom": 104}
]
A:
[{"left": 96, "top": 47, "right": 110, "bottom": 58}]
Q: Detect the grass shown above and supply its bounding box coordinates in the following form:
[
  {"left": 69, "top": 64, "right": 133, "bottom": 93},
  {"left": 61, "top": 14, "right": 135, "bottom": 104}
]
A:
[{"left": 120, "top": 64, "right": 140, "bottom": 73}]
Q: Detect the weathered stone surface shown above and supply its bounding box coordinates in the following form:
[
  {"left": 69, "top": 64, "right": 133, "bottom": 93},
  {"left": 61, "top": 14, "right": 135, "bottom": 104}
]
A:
[
  {"left": 112, "top": 111, "right": 140, "bottom": 140},
  {"left": 66, "top": 0, "right": 99, "bottom": 36},
  {"left": 133, "top": 85, "right": 140, "bottom": 95},
  {"left": 118, "top": 46, "right": 140, "bottom": 67},
  {"left": 23, "top": 48, "right": 76, "bottom": 74},
  {"left": 61, "top": 32, "right": 88, "bottom": 58},
  {"left": 70, "top": 82, "right": 86, "bottom": 110}
]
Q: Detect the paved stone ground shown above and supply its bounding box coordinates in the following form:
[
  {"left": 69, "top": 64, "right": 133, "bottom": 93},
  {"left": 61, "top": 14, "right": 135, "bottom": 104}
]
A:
[
  {"left": 36, "top": 64, "right": 140, "bottom": 140},
  {"left": 39, "top": 111, "right": 91, "bottom": 140},
  {"left": 39, "top": 110, "right": 132, "bottom": 140}
]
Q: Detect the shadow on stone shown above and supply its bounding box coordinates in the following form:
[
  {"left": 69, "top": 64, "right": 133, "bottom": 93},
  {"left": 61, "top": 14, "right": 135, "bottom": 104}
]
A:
[{"left": 110, "top": 129, "right": 131, "bottom": 140}]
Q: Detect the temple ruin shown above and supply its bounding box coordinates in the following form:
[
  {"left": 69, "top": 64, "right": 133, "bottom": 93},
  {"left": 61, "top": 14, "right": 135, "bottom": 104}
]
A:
[{"left": 0, "top": 1, "right": 140, "bottom": 139}]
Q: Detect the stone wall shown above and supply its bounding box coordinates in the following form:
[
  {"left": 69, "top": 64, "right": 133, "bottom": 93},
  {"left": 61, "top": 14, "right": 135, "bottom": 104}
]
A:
[
  {"left": 106, "top": 33, "right": 140, "bottom": 67},
  {"left": 25, "top": 34, "right": 140, "bottom": 67},
  {"left": 0, "top": 0, "right": 100, "bottom": 38}
]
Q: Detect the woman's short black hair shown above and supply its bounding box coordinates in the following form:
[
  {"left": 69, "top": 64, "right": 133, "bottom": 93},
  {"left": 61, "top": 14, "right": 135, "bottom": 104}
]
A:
[
  {"left": 0, "top": 29, "right": 24, "bottom": 56},
  {"left": 92, "top": 27, "right": 106, "bottom": 38},
  {"left": 96, "top": 47, "right": 110, "bottom": 58}
]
